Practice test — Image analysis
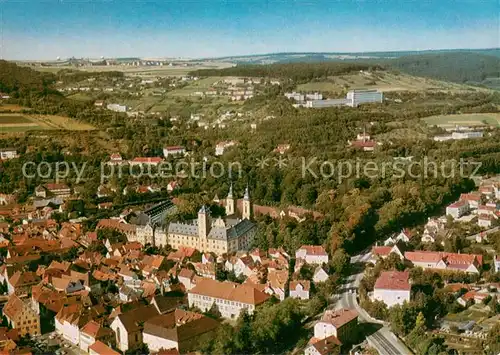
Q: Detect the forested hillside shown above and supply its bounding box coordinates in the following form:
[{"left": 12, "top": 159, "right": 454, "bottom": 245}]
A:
[
  {"left": 191, "top": 52, "right": 500, "bottom": 87},
  {"left": 0, "top": 60, "right": 57, "bottom": 96},
  {"left": 189, "top": 62, "right": 379, "bottom": 83},
  {"left": 385, "top": 52, "right": 500, "bottom": 84}
]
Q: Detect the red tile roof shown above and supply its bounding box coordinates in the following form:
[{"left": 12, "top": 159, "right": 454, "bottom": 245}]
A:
[
  {"left": 290, "top": 280, "right": 311, "bottom": 291},
  {"left": 308, "top": 335, "right": 342, "bottom": 354},
  {"left": 404, "top": 251, "right": 483, "bottom": 266},
  {"left": 88, "top": 341, "right": 120, "bottom": 355},
  {"left": 320, "top": 308, "right": 358, "bottom": 329},
  {"left": 448, "top": 200, "right": 468, "bottom": 208},
  {"left": 189, "top": 278, "right": 270, "bottom": 305},
  {"left": 298, "top": 245, "right": 327, "bottom": 256},
  {"left": 44, "top": 183, "right": 70, "bottom": 191},
  {"left": 374, "top": 271, "right": 410, "bottom": 291},
  {"left": 164, "top": 146, "right": 185, "bottom": 151},
  {"left": 96, "top": 219, "right": 136, "bottom": 233},
  {"left": 130, "top": 157, "right": 163, "bottom": 164},
  {"left": 460, "top": 193, "right": 482, "bottom": 202},
  {"left": 371, "top": 246, "right": 393, "bottom": 256}
]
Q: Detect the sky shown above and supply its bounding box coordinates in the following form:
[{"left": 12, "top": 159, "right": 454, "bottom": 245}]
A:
[{"left": 1, "top": 0, "right": 499, "bottom": 60}]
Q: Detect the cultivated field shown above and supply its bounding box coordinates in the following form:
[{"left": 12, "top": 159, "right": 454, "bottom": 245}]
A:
[
  {"left": 0, "top": 113, "right": 95, "bottom": 133},
  {"left": 423, "top": 113, "right": 500, "bottom": 128},
  {"left": 297, "top": 71, "right": 487, "bottom": 93},
  {"left": 32, "top": 61, "right": 233, "bottom": 78},
  {"left": 0, "top": 104, "right": 31, "bottom": 112}
]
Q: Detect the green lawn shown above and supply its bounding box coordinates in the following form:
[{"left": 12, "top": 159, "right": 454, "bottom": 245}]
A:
[
  {"left": 444, "top": 304, "right": 491, "bottom": 323},
  {"left": 423, "top": 113, "right": 500, "bottom": 127},
  {"left": 67, "top": 93, "right": 94, "bottom": 102}
]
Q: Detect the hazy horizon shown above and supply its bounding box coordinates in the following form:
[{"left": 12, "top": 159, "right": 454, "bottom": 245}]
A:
[{"left": 1, "top": 0, "right": 499, "bottom": 60}]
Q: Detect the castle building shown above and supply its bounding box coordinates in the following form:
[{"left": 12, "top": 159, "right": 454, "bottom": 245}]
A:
[{"left": 166, "top": 187, "right": 256, "bottom": 255}]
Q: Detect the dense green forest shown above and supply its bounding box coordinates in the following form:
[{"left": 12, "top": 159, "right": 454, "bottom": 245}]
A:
[
  {"left": 189, "top": 62, "right": 379, "bottom": 83},
  {"left": 385, "top": 52, "right": 500, "bottom": 84},
  {"left": 0, "top": 60, "right": 57, "bottom": 96}
]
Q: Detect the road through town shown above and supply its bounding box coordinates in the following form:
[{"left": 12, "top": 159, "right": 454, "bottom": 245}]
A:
[{"left": 336, "top": 251, "right": 412, "bottom": 355}]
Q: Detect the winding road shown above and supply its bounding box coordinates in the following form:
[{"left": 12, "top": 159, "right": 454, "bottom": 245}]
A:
[{"left": 335, "top": 251, "right": 412, "bottom": 355}]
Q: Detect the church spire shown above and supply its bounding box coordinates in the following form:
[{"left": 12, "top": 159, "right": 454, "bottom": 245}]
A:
[{"left": 227, "top": 182, "right": 233, "bottom": 199}]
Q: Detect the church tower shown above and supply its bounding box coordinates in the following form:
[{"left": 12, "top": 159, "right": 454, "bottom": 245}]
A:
[
  {"left": 198, "top": 205, "right": 210, "bottom": 243},
  {"left": 242, "top": 185, "right": 252, "bottom": 220},
  {"left": 226, "top": 183, "right": 235, "bottom": 216}
]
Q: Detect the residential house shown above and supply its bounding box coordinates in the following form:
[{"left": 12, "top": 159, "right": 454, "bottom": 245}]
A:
[
  {"left": 274, "top": 144, "right": 290, "bottom": 155},
  {"left": 265, "top": 269, "right": 288, "bottom": 301},
  {"left": 313, "top": 308, "right": 358, "bottom": 344},
  {"left": 457, "top": 291, "right": 491, "bottom": 307},
  {"left": 313, "top": 266, "right": 329, "bottom": 284},
  {"left": 289, "top": 281, "right": 311, "bottom": 300},
  {"left": 118, "top": 285, "right": 141, "bottom": 303},
  {"left": 35, "top": 183, "right": 71, "bottom": 199},
  {"left": 142, "top": 309, "right": 219, "bottom": 353},
  {"left": 3, "top": 294, "right": 40, "bottom": 336},
  {"left": 150, "top": 295, "right": 187, "bottom": 315},
  {"left": 177, "top": 268, "right": 196, "bottom": 291},
  {"left": 446, "top": 200, "right": 470, "bottom": 219},
  {"left": 192, "top": 262, "right": 216, "bottom": 280},
  {"left": 384, "top": 229, "right": 413, "bottom": 245},
  {"left": 225, "top": 255, "right": 256, "bottom": 278},
  {"left": 108, "top": 153, "right": 124, "bottom": 166},
  {"left": 110, "top": 305, "right": 160, "bottom": 352},
  {"left": 370, "top": 245, "right": 404, "bottom": 263},
  {"left": 373, "top": 271, "right": 411, "bottom": 307},
  {"left": 478, "top": 214, "right": 496, "bottom": 228},
  {"left": 129, "top": 157, "right": 163, "bottom": 167},
  {"left": 460, "top": 193, "right": 482, "bottom": 209},
  {"left": 215, "top": 141, "right": 237, "bottom": 156},
  {"left": 7, "top": 271, "right": 41, "bottom": 297},
  {"left": 187, "top": 278, "right": 270, "bottom": 319},
  {"left": 305, "top": 335, "right": 342, "bottom": 355},
  {"left": 404, "top": 251, "right": 483, "bottom": 274},
  {"left": 0, "top": 149, "right": 18, "bottom": 160},
  {"left": 88, "top": 341, "right": 120, "bottom": 355},
  {"left": 163, "top": 146, "right": 186, "bottom": 158},
  {"left": 79, "top": 321, "right": 114, "bottom": 353},
  {"left": 55, "top": 304, "right": 99, "bottom": 345},
  {"left": 494, "top": 255, "right": 500, "bottom": 273},
  {"left": 295, "top": 245, "right": 329, "bottom": 265}
]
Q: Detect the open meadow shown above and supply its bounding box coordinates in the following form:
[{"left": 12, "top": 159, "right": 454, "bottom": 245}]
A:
[
  {"left": 297, "top": 71, "right": 488, "bottom": 93},
  {"left": 423, "top": 113, "right": 500, "bottom": 128},
  {"left": 0, "top": 113, "right": 95, "bottom": 133}
]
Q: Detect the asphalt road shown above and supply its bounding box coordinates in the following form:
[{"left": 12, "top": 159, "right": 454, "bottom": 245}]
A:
[{"left": 336, "top": 251, "right": 413, "bottom": 355}]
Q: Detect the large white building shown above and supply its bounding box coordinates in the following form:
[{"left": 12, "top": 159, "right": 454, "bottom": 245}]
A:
[
  {"left": 445, "top": 200, "right": 470, "bottom": 219},
  {"left": 0, "top": 148, "right": 18, "bottom": 160},
  {"left": 346, "top": 90, "right": 383, "bottom": 107},
  {"left": 106, "top": 103, "right": 127, "bottom": 112},
  {"left": 295, "top": 245, "right": 329, "bottom": 265},
  {"left": 434, "top": 131, "right": 484, "bottom": 142},
  {"left": 311, "top": 308, "right": 358, "bottom": 344},
  {"left": 142, "top": 309, "right": 219, "bottom": 353},
  {"left": 404, "top": 251, "right": 483, "bottom": 274},
  {"left": 187, "top": 278, "right": 270, "bottom": 319},
  {"left": 166, "top": 186, "right": 255, "bottom": 255},
  {"left": 163, "top": 146, "right": 186, "bottom": 158},
  {"left": 373, "top": 271, "right": 411, "bottom": 307}
]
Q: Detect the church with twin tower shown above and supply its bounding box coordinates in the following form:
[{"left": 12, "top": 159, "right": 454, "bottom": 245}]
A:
[{"left": 166, "top": 185, "right": 256, "bottom": 255}]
